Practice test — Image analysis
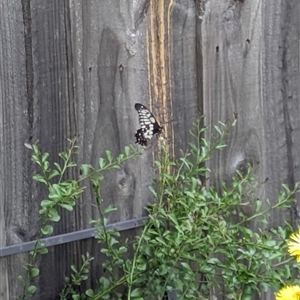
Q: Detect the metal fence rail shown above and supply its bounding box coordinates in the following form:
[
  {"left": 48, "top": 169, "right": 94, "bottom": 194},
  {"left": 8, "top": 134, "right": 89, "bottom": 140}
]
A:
[{"left": 0, "top": 217, "right": 147, "bottom": 258}]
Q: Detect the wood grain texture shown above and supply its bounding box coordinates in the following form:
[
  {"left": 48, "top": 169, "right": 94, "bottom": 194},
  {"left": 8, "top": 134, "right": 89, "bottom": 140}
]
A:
[
  {"left": 0, "top": 0, "right": 198, "bottom": 299},
  {"left": 202, "top": 0, "right": 300, "bottom": 298},
  {"left": 1, "top": 0, "right": 299, "bottom": 299},
  {"left": 146, "top": 0, "right": 198, "bottom": 157},
  {"left": 202, "top": 0, "right": 263, "bottom": 181},
  {"left": 170, "top": 1, "right": 199, "bottom": 153},
  {"left": 263, "top": 0, "right": 300, "bottom": 226},
  {"left": 202, "top": 0, "right": 300, "bottom": 220},
  {"left": 0, "top": 0, "right": 35, "bottom": 298}
]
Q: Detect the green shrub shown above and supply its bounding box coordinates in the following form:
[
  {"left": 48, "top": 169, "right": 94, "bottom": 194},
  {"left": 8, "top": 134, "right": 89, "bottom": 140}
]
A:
[{"left": 18, "top": 117, "right": 300, "bottom": 300}]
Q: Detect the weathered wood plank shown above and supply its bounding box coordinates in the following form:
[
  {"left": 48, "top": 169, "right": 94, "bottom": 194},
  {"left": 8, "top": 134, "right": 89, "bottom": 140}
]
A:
[
  {"left": 202, "top": 0, "right": 264, "bottom": 184},
  {"left": 263, "top": 0, "right": 300, "bottom": 226},
  {"left": 2, "top": 0, "right": 299, "bottom": 299},
  {"left": 27, "top": 0, "right": 152, "bottom": 298},
  {"left": 202, "top": 0, "right": 300, "bottom": 299},
  {"left": 1, "top": 0, "right": 196, "bottom": 298},
  {"left": 0, "top": 0, "right": 36, "bottom": 298},
  {"left": 170, "top": 1, "right": 199, "bottom": 153}
]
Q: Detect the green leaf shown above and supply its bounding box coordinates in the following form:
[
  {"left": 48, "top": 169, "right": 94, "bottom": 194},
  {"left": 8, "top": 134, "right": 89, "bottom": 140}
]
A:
[
  {"left": 104, "top": 205, "right": 117, "bottom": 214},
  {"left": 130, "top": 288, "right": 143, "bottom": 297},
  {"left": 260, "top": 282, "right": 270, "bottom": 292},
  {"left": 48, "top": 170, "right": 60, "bottom": 179},
  {"left": 67, "top": 162, "right": 77, "bottom": 168},
  {"left": 32, "top": 174, "right": 47, "bottom": 184},
  {"left": 30, "top": 268, "right": 40, "bottom": 277},
  {"left": 24, "top": 143, "right": 32, "bottom": 149},
  {"left": 41, "top": 225, "right": 53, "bottom": 235},
  {"left": 99, "top": 276, "right": 110, "bottom": 289},
  {"left": 48, "top": 208, "right": 60, "bottom": 222},
  {"left": 117, "top": 154, "right": 124, "bottom": 163},
  {"left": 72, "top": 295, "right": 80, "bottom": 300},
  {"left": 136, "top": 256, "right": 147, "bottom": 271},
  {"left": 148, "top": 186, "right": 157, "bottom": 198},
  {"left": 168, "top": 213, "right": 179, "bottom": 226},
  {"left": 58, "top": 152, "right": 68, "bottom": 161},
  {"left": 80, "top": 274, "right": 88, "bottom": 280},
  {"left": 118, "top": 246, "right": 127, "bottom": 254},
  {"left": 36, "top": 247, "right": 48, "bottom": 254},
  {"left": 100, "top": 248, "right": 109, "bottom": 254},
  {"left": 106, "top": 150, "right": 112, "bottom": 163},
  {"left": 71, "top": 265, "right": 78, "bottom": 273},
  {"left": 27, "top": 285, "right": 37, "bottom": 295},
  {"left": 281, "top": 184, "right": 290, "bottom": 192},
  {"left": 180, "top": 157, "right": 191, "bottom": 169},
  {"left": 215, "top": 143, "right": 227, "bottom": 149},
  {"left": 109, "top": 237, "right": 119, "bottom": 247},
  {"left": 54, "top": 162, "right": 62, "bottom": 172},
  {"left": 201, "top": 137, "right": 209, "bottom": 147},
  {"left": 185, "top": 191, "right": 195, "bottom": 199},
  {"left": 214, "top": 125, "right": 223, "bottom": 135},
  {"left": 125, "top": 146, "right": 130, "bottom": 157},
  {"left": 155, "top": 237, "right": 167, "bottom": 246},
  {"left": 59, "top": 204, "right": 74, "bottom": 211},
  {"left": 32, "top": 144, "right": 39, "bottom": 153},
  {"left": 104, "top": 216, "right": 111, "bottom": 226},
  {"left": 207, "top": 258, "right": 221, "bottom": 265},
  {"left": 180, "top": 262, "right": 192, "bottom": 272},
  {"left": 111, "top": 164, "right": 120, "bottom": 169},
  {"left": 37, "top": 240, "right": 45, "bottom": 247},
  {"left": 154, "top": 160, "right": 161, "bottom": 167},
  {"left": 81, "top": 164, "right": 92, "bottom": 176},
  {"left": 49, "top": 214, "right": 60, "bottom": 222},
  {"left": 42, "top": 152, "right": 49, "bottom": 162},
  {"left": 49, "top": 184, "right": 62, "bottom": 199},
  {"left": 99, "top": 158, "right": 106, "bottom": 169},
  {"left": 255, "top": 200, "right": 262, "bottom": 212},
  {"left": 85, "top": 289, "right": 94, "bottom": 297},
  {"left": 94, "top": 174, "right": 104, "bottom": 181},
  {"left": 40, "top": 200, "right": 53, "bottom": 207}
]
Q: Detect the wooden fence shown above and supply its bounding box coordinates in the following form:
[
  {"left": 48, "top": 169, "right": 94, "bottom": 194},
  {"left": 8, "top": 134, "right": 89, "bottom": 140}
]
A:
[{"left": 0, "top": 0, "right": 300, "bottom": 299}]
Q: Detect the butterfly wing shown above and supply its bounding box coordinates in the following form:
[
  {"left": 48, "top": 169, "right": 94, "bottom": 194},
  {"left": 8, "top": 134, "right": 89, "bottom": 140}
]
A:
[
  {"left": 135, "top": 128, "right": 148, "bottom": 146},
  {"left": 134, "top": 103, "right": 162, "bottom": 146}
]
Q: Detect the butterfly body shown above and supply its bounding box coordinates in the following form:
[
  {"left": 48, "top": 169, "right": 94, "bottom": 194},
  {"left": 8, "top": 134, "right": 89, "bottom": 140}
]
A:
[{"left": 134, "top": 103, "right": 163, "bottom": 146}]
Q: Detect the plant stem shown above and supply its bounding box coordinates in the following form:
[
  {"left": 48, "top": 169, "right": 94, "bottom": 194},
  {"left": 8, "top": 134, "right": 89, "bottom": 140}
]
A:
[{"left": 127, "top": 222, "right": 151, "bottom": 300}]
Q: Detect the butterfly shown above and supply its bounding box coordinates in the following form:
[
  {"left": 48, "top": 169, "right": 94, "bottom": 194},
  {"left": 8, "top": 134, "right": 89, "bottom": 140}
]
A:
[{"left": 134, "top": 103, "right": 163, "bottom": 146}]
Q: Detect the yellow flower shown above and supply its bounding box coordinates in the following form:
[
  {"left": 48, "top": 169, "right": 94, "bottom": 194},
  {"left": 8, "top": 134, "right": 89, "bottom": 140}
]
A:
[
  {"left": 276, "top": 285, "right": 300, "bottom": 300},
  {"left": 288, "top": 230, "right": 300, "bottom": 262}
]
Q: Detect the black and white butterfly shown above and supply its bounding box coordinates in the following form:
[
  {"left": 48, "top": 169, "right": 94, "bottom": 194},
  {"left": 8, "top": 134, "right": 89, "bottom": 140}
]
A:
[{"left": 134, "top": 103, "right": 163, "bottom": 146}]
